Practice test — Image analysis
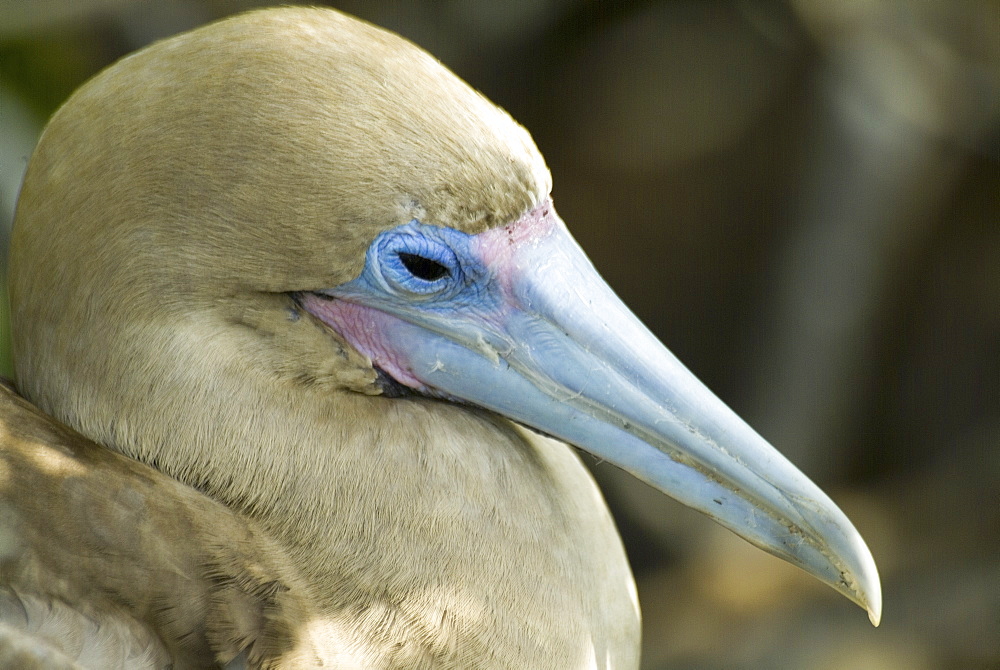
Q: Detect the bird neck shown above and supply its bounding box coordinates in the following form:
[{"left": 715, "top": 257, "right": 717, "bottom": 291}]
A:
[
  {"left": 173, "top": 368, "right": 640, "bottom": 666},
  {"left": 24, "top": 312, "right": 640, "bottom": 666}
]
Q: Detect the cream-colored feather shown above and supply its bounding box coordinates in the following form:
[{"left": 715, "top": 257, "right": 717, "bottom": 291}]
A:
[{"left": 4, "top": 7, "right": 638, "bottom": 668}]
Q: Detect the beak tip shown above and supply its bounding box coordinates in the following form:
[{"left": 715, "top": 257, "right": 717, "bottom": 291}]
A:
[
  {"left": 848, "top": 541, "right": 882, "bottom": 627},
  {"left": 868, "top": 606, "right": 882, "bottom": 628},
  {"left": 863, "top": 572, "right": 882, "bottom": 627}
]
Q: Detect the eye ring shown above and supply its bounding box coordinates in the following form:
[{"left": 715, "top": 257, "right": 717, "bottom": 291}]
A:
[{"left": 376, "top": 231, "right": 461, "bottom": 295}]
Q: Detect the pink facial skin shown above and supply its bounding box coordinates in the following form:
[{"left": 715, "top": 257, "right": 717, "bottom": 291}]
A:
[
  {"left": 469, "top": 200, "right": 557, "bottom": 298},
  {"left": 299, "top": 198, "right": 559, "bottom": 391},
  {"left": 298, "top": 294, "right": 426, "bottom": 389}
]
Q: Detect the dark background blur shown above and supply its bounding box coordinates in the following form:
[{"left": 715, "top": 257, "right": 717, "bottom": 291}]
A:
[{"left": 2, "top": 1, "right": 998, "bottom": 668}]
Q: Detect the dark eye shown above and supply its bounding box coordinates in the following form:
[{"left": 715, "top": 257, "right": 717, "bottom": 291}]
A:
[{"left": 398, "top": 253, "right": 450, "bottom": 281}]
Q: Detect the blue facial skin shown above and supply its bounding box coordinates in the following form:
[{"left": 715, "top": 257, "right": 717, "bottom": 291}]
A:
[
  {"left": 339, "top": 220, "right": 496, "bottom": 306},
  {"left": 326, "top": 221, "right": 510, "bottom": 356},
  {"left": 312, "top": 218, "right": 881, "bottom": 622}
]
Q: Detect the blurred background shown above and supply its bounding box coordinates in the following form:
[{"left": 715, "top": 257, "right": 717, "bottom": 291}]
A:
[{"left": 1, "top": 1, "right": 998, "bottom": 667}]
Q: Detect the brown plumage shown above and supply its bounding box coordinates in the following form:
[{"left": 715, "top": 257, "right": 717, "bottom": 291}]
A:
[
  {"left": 0, "top": 381, "right": 313, "bottom": 667},
  {"left": 4, "top": 8, "right": 636, "bottom": 668}
]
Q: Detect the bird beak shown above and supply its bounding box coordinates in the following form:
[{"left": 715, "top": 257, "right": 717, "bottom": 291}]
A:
[{"left": 305, "top": 204, "right": 881, "bottom": 625}]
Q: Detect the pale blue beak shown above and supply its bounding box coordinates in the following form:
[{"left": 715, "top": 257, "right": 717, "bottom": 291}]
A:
[{"left": 302, "top": 203, "right": 881, "bottom": 624}]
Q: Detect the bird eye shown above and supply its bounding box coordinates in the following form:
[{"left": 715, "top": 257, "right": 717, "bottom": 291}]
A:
[
  {"left": 370, "top": 225, "right": 463, "bottom": 296},
  {"left": 398, "top": 253, "right": 450, "bottom": 281}
]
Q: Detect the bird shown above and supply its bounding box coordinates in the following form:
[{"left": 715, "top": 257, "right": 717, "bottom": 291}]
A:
[{"left": 0, "top": 7, "right": 880, "bottom": 669}]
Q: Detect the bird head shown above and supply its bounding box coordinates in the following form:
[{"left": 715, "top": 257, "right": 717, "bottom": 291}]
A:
[{"left": 10, "top": 7, "right": 880, "bottom": 625}]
